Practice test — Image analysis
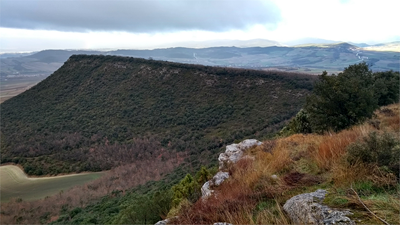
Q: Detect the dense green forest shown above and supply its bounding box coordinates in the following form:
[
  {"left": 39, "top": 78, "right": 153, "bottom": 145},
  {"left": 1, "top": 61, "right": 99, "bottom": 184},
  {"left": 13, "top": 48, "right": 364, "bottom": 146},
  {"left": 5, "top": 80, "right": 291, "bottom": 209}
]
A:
[{"left": 0, "top": 55, "right": 315, "bottom": 175}]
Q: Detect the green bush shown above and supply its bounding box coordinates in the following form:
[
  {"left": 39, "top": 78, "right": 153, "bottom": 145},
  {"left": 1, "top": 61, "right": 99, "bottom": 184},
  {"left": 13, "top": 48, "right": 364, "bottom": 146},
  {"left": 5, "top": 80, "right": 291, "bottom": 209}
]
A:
[
  {"left": 305, "top": 63, "right": 377, "bottom": 133},
  {"left": 171, "top": 174, "right": 200, "bottom": 206},
  {"left": 289, "top": 62, "right": 400, "bottom": 134},
  {"left": 347, "top": 131, "right": 400, "bottom": 178},
  {"left": 373, "top": 70, "right": 400, "bottom": 106},
  {"left": 279, "top": 109, "right": 312, "bottom": 136}
]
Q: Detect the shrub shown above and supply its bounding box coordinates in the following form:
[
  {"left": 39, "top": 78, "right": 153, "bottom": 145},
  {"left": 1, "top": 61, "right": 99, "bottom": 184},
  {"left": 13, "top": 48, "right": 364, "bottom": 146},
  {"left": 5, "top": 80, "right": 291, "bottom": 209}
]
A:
[
  {"left": 347, "top": 131, "right": 400, "bottom": 178},
  {"left": 279, "top": 109, "right": 312, "bottom": 136},
  {"left": 305, "top": 63, "right": 378, "bottom": 133},
  {"left": 373, "top": 70, "right": 400, "bottom": 106},
  {"left": 171, "top": 174, "right": 200, "bottom": 207}
]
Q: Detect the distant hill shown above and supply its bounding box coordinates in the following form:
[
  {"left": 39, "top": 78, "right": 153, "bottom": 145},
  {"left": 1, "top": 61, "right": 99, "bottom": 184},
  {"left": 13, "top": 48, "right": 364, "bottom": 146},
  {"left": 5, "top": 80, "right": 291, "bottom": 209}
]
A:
[
  {"left": 0, "top": 52, "right": 36, "bottom": 59},
  {"left": 1, "top": 44, "right": 398, "bottom": 103},
  {"left": 0, "top": 55, "right": 316, "bottom": 175},
  {"left": 175, "top": 39, "right": 281, "bottom": 48},
  {"left": 283, "top": 37, "right": 339, "bottom": 46},
  {"left": 363, "top": 41, "right": 400, "bottom": 52},
  {"left": 2, "top": 43, "right": 399, "bottom": 78}
]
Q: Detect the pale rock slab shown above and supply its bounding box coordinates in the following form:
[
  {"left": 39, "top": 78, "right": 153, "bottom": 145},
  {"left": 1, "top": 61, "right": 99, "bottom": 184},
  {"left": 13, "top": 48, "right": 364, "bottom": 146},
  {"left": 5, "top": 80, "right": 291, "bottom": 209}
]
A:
[
  {"left": 283, "top": 189, "right": 355, "bottom": 225},
  {"left": 218, "top": 139, "right": 262, "bottom": 169}
]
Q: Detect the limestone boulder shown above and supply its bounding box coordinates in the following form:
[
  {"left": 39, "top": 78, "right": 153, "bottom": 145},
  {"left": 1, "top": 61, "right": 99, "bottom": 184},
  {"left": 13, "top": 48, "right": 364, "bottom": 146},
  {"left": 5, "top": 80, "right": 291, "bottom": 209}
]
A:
[
  {"left": 283, "top": 189, "right": 355, "bottom": 225},
  {"left": 212, "top": 171, "right": 230, "bottom": 186},
  {"left": 219, "top": 139, "right": 262, "bottom": 169},
  {"left": 201, "top": 181, "right": 213, "bottom": 198}
]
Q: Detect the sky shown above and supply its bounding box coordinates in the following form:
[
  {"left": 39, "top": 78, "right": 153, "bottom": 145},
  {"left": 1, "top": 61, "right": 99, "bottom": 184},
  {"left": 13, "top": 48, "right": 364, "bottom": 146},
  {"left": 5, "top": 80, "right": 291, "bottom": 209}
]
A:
[{"left": 0, "top": 0, "right": 399, "bottom": 53}]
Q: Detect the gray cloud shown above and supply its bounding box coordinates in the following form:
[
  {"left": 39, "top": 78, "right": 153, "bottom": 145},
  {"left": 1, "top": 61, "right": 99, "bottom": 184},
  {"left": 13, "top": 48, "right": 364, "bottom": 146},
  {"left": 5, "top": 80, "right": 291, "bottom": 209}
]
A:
[{"left": 0, "top": 0, "right": 281, "bottom": 33}]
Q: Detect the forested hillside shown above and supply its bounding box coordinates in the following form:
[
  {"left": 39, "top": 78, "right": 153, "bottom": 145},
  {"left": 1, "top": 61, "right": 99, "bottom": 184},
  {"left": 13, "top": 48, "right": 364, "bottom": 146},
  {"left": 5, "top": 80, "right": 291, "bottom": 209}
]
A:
[{"left": 0, "top": 55, "right": 315, "bottom": 175}]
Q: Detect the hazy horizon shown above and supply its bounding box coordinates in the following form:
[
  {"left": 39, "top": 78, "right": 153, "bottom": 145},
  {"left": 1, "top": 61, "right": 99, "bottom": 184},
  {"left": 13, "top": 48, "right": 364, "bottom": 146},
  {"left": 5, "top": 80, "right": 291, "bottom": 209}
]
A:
[{"left": 1, "top": 0, "right": 399, "bottom": 53}]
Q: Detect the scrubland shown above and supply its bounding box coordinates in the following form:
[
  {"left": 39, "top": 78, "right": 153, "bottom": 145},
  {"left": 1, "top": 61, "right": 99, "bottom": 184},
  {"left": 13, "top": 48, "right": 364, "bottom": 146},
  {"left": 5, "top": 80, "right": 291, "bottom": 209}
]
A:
[{"left": 172, "top": 104, "right": 399, "bottom": 225}]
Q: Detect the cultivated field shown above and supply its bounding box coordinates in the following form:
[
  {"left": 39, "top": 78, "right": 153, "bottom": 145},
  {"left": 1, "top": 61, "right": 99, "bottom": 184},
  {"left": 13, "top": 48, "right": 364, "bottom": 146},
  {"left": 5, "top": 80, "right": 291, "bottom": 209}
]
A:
[
  {"left": 0, "top": 165, "right": 104, "bottom": 202},
  {"left": 0, "top": 76, "right": 44, "bottom": 103}
]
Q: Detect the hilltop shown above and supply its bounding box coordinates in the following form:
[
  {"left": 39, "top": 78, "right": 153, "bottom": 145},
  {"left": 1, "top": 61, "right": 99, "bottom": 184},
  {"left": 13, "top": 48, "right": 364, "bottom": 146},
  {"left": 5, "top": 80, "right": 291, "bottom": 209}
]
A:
[{"left": 0, "top": 55, "right": 315, "bottom": 175}]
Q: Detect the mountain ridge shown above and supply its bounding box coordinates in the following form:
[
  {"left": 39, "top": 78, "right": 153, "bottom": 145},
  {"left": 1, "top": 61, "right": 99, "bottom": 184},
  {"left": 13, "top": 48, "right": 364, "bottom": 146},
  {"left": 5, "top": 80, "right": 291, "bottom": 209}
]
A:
[{"left": 1, "top": 55, "right": 316, "bottom": 175}]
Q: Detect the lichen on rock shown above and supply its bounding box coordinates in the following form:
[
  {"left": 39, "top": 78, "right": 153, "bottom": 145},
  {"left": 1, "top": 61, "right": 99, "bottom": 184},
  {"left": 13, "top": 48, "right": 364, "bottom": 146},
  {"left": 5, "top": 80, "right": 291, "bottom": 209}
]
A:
[{"left": 283, "top": 189, "right": 355, "bottom": 225}]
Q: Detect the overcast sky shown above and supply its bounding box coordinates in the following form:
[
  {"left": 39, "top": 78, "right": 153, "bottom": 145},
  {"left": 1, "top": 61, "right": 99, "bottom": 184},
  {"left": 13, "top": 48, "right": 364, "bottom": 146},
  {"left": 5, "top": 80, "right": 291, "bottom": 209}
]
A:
[{"left": 0, "top": 0, "right": 399, "bottom": 53}]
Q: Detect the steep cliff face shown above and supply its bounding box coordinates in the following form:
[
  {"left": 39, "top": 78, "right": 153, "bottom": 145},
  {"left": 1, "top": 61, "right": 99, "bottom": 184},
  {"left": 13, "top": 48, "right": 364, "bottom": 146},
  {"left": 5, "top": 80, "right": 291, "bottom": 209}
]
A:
[{"left": 1, "top": 55, "right": 315, "bottom": 175}]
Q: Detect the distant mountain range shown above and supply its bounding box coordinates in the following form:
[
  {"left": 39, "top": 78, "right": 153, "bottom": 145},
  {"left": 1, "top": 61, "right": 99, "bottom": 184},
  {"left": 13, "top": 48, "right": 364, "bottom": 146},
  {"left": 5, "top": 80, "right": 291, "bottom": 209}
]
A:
[
  {"left": 172, "top": 38, "right": 281, "bottom": 48},
  {"left": 1, "top": 42, "right": 398, "bottom": 80},
  {"left": 1, "top": 41, "right": 398, "bottom": 102}
]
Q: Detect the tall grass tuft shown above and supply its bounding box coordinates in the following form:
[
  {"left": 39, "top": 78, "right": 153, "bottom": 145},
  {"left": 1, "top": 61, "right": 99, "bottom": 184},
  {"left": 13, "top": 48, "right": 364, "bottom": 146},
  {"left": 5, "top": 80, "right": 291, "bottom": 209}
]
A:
[{"left": 314, "top": 126, "right": 371, "bottom": 171}]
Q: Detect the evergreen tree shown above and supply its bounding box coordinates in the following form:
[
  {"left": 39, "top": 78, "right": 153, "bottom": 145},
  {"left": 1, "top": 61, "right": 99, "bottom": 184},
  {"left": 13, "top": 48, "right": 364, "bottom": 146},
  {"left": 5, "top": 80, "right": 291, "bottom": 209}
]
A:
[{"left": 305, "top": 63, "right": 378, "bottom": 133}]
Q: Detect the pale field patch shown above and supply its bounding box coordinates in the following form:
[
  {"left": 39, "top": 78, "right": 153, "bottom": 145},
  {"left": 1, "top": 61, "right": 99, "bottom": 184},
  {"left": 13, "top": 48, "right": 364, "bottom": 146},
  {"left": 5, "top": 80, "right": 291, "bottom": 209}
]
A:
[{"left": 0, "top": 165, "right": 104, "bottom": 202}]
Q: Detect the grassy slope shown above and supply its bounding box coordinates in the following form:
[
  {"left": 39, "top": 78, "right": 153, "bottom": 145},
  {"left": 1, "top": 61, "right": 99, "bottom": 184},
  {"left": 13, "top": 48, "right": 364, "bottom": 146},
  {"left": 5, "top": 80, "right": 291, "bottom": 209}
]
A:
[
  {"left": 0, "top": 55, "right": 315, "bottom": 175},
  {"left": 171, "top": 104, "right": 400, "bottom": 225},
  {"left": 0, "top": 165, "right": 104, "bottom": 202}
]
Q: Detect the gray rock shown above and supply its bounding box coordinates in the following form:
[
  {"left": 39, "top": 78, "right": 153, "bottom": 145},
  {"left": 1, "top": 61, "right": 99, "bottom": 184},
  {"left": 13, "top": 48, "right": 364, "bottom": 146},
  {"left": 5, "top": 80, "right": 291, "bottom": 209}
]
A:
[
  {"left": 212, "top": 171, "right": 230, "bottom": 186},
  {"left": 204, "top": 139, "right": 262, "bottom": 199},
  {"left": 154, "top": 218, "right": 169, "bottom": 225},
  {"left": 283, "top": 189, "right": 355, "bottom": 225},
  {"left": 201, "top": 181, "right": 213, "bottom": 198},
  {"left": 201, "top": 172, "right": 230, "bottom": 199},
  {"left": 219, "top": 139, "right": 262, "bottom": 169},
  {"left": 238, "top": 139, "right": 262, "bottom": 150}
]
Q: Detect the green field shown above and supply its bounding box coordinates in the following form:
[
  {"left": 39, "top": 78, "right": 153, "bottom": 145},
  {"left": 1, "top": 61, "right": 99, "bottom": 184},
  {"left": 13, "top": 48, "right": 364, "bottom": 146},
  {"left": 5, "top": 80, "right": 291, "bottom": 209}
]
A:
[{"left": 0, "top": 165, "right": 104, "bottom": 202}]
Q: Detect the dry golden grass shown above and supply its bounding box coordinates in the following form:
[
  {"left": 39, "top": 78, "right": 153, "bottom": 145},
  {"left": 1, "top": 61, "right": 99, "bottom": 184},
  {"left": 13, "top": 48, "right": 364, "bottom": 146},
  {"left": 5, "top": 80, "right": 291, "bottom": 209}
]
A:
[
  {"left": 173, "top": 104, "right": 400, "bottom": 224},
  {"left": 331, "top": 161, "right": 398, "bottom": 188},
  {"left": 375, "top": 104, "right": 400, "bottom": 132},
  {"left": 314, "top": 125, "right": 372, "bottom": 171},
  {"left": 174, "top": 147, "right": 292, "bottom": 224},
  {"left": 254, "top": 199, "right": 291, "bottom": 224}
]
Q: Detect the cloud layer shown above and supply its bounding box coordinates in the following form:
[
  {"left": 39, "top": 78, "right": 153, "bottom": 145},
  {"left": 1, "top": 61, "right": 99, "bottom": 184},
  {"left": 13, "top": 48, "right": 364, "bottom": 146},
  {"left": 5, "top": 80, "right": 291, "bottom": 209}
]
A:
[{"left": 1, "top": 0, "right": 281, "bottom": 33}]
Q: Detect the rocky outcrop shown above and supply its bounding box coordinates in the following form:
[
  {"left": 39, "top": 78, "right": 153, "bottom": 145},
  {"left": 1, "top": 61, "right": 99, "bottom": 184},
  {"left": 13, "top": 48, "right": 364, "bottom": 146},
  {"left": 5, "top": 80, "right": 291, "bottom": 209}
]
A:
[
  {"left": 213, "top": 171, "right": 230, "bottom": 186},
  {"left": 156, "top": 139, "right": 262, "bottom": 224},
  {"left": 202, "top": 139, "right": 262, "bottom": 199},
  {"left": 201, "top": 180, "right": 213, "bottom": 198},
  {"left": 201, "top": 171, "right": 230, "bottom": 198},
  {"left": 283, "top": 189, "right": 355, "bottom": 225},
  {"left": 218, "top": 139, "right": 262, "bottom": 169}
]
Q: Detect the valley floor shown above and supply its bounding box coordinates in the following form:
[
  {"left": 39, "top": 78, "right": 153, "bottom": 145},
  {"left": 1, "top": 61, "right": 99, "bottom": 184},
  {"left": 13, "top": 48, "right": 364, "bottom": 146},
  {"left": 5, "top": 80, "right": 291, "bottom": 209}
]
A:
[{"left": 0, "top": 165, "right": 104, "bottom": 202}]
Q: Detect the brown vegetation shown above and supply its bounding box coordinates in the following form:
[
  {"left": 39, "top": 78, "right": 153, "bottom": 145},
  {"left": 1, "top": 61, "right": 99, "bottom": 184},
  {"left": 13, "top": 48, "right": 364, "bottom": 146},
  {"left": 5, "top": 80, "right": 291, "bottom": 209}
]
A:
[
  {"left": 0, "top": 148, "right": 185, "bottom": 224},
  {"left": 172, "top": 104, "right": 399, "bottom": 224}
]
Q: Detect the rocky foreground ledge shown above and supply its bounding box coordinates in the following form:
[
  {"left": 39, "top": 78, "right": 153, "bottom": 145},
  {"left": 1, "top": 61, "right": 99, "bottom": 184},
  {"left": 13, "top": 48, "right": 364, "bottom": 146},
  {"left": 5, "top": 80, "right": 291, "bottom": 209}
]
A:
[{"left": 283, "top": 189, "right": 355, "bottom": 225}]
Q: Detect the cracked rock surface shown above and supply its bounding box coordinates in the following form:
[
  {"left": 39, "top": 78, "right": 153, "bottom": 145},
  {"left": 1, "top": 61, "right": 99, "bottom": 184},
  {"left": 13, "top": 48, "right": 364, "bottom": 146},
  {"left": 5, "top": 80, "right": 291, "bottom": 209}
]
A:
[{"left": 283, "top": 189, "right": 355, "bottom": 225}]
